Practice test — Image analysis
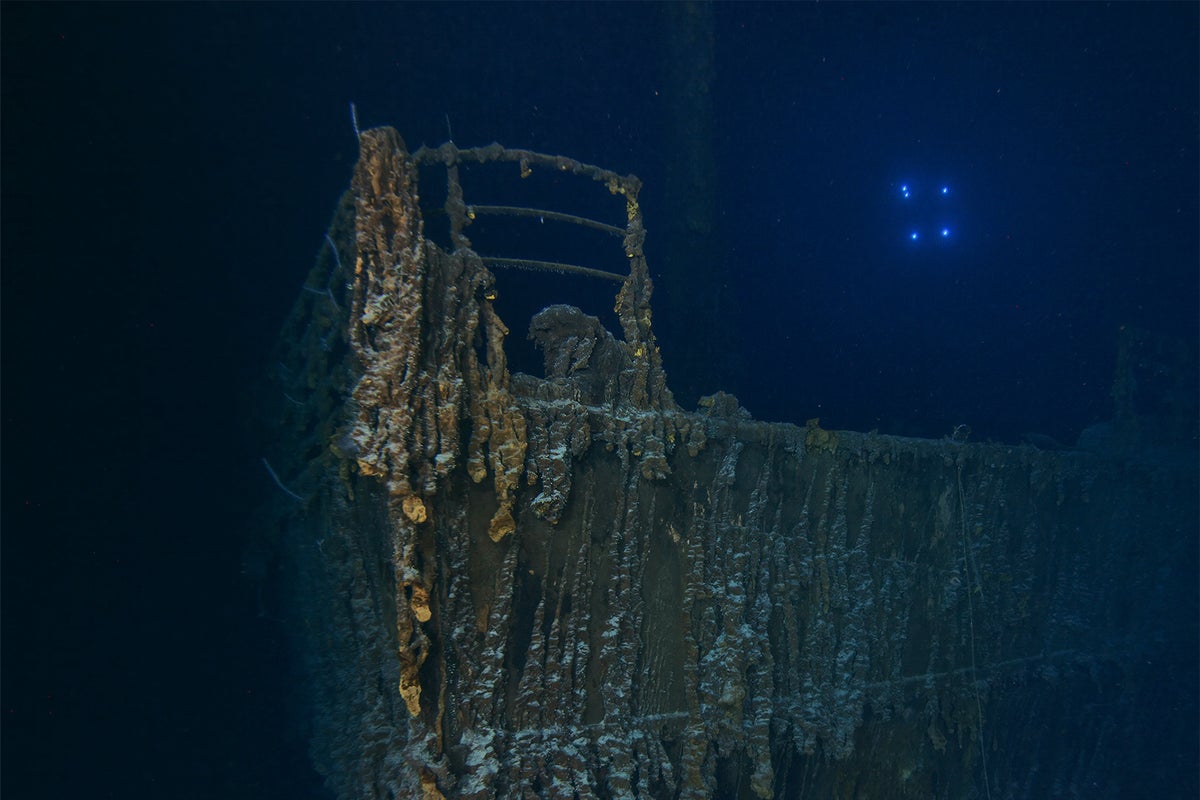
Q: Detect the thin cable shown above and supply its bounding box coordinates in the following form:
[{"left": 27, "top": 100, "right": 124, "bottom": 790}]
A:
[{"left": 262, "top": 457, "right": 305, "bottom": 503}]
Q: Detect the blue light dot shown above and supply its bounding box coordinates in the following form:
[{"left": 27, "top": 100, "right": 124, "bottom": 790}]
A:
[
  {"left": 940, "top": 186, "right": 949, "bottom": 196},
  {"left": 901, "top": 184, "right": 911, "bottom": 198},
  {"left": 910, "top": 231, "right": 920, "bottom": 241},
  {"left": 941, "top": 227, "right": 950, "bottom": 238}
]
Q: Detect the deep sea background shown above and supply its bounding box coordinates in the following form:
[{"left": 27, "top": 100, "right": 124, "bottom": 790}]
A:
[{"left": 2, "top": 4, "right": 1195, "bottom": 798}]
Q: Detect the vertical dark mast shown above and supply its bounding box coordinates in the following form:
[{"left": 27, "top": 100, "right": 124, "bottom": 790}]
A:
[{"left": 661, "top": 2, "right": 731, "bottom": 406}]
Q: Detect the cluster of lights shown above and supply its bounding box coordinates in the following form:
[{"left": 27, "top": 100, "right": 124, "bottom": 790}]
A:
[{"left": 900, "top": 183, "right": 953, "bottom": 243}]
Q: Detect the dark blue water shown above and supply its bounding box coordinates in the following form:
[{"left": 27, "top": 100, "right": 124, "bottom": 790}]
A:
[{"left": 3, "top": 4, "right": 1194, "bottom": 798}]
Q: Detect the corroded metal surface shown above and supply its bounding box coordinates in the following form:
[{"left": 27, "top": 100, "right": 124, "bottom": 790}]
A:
[{"left": 261, "top": 128, "right": 1195, "bottom": 799}]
